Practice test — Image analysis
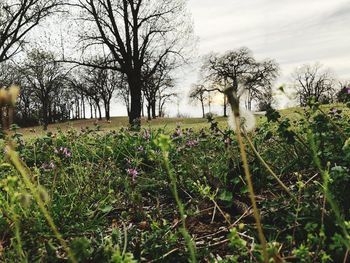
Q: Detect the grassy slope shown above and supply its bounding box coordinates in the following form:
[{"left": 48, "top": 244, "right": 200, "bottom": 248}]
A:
[
  {"left": 17, "top": 117, "right": 222, "bottom": 137},
  {"left": 17, "top": 103, "right": 349, "bottom": 138}
]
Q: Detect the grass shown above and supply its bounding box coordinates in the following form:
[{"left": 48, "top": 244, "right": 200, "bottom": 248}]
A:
[
  {"left": 2, "top": 103, "right": 350, "bottom": 261},
  {"left": 17, "top": 116, "right": 228, "bottom": 138}
]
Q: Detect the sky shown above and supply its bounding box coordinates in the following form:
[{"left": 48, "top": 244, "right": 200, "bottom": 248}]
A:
[
  {"left": 177, "top": 0, "right": 350, "bottom": 116},
  {"left": 29, "top": 0, "right": 350, "bottom": 117}
]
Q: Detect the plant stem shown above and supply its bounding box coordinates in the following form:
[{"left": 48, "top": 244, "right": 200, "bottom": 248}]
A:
[
  {"left": 244, "top": 134, "right": 295, "bottom": 199},
  {"left": 6, "top": 145, "right": 77, "bottom": 263},
  {"left": 308, "top": 131, "right": 350, "bottom": 250},
  {"left": 161, "top": 151, "right": 197, "bottom": 262},
  {"left": 233, "top": 115, "right": 269, "bottom": 263}
]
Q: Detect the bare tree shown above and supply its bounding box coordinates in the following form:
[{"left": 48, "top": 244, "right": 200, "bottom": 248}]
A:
[
  {"left": 72, "top": 0, "right": 193, "bottom": 127},
  {"left": 0, "top": 0, "right": 63, "bottom": 63},
  {"left": 157, "top": 78, "right": 177, "bottom": 117},
  {"left": 20, "top": 49, "right": 69, "bottom": 129},
  {"left": 244, "top": 60, "right": 279, "bottom": 110},
  {"left": 142, "top": 57, "right": 176, "bottom": 120},
  {"left": 201, "top": 48, "right": 279, "bottom": 112},
  {"left": 81, "top": 64, "right": 119, "bottom": 120},
  {"left": 292, "top": 63, "right": 336, "bottom": 106},
  {"left": 189, "top": 84, "right": 208, "bottom": 118}
]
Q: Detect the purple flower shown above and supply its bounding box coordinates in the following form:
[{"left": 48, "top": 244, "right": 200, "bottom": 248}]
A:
[
  {"left": 172, "top": 128, "right": 182, "bottom": 138},
  {"left": 41, "top": 161, "right": 55, "bottom": 171},
  {"left": 49, "top": 161, "right": 56, "bottom": 169},
  {"left": 127, "top": 168, "right": 139, "bottom": 182},
  {"left": 143, "top": 130, "right": 151, "bottom": 140},
  {"left": 331, "top": 108, "right": 338, "bottom": 114},
  {"left": 347, "top": 86, "right": 350, "bottom": 94},
  {"left": 186, "top": 139, "right": 198, "bottom": 147},
  {"left": 137, "top": 146, "right": 144, "bottom": 152},
  {"left": 55, "top": 147, "right": 72, "bottom": 158}
]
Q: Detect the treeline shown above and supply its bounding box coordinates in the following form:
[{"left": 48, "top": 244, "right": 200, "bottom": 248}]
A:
[
  {"left": 0, "top": 49, "right": 177, "bottom": 129},
  {"left": 0, "top": 0, "right": 193, "bottom": 129}
]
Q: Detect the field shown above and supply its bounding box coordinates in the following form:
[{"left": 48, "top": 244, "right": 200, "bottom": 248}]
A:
[
  {"left": 1, "top": 103, "right": 350, "bottom": 262},
  {"left": 17, "top": 117, "right": 225, "bottom": 137}
]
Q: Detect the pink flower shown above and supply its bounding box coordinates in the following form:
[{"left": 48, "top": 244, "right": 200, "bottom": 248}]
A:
[
  {"left": 41, "top": 161, "right": 55, "bottom": 171},
  {"left": 186, "top": 139, "right": 198, "bottom": 147},
  {"left": 127, "top": 168, "right": 139, "bottom": 182},
  {"left": 143, "top": 130, "right": 151, "bottom": 140}
]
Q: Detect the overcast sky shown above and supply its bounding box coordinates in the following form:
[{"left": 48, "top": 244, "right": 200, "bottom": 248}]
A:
[{"left": 172, "top": 0, "right": 350, "bottom": 116}]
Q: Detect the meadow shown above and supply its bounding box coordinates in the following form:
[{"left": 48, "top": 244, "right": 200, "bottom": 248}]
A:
[{"left": 1, "top": 103, "right": 350, "bottom": 262}]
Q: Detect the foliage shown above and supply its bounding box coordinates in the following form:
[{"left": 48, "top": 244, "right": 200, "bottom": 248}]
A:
[{"left": 1, "top": 100, "right": 350, "bottom": 261}]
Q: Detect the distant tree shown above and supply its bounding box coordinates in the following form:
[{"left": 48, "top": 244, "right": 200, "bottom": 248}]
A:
[
  {"left": 0, "top": 0, "right": 63, "bottom": 63},
  {"left": 72, "top": 71, "right": 103, "bottom": 120},
  {"left": 20, "top": 49, "right": 69, "bottom": 129},
  {"left": 189, "top": 84, "right": 208, "bottom": 118},
  {"left": 201, "top": 47, "right": 279, "bottom": 112},
  {"left": 292, "top": 63, "right": 336, "bottom": 106},
  {"left": 244, "top": 60, "right": 279, "bottom": 110},
  {"left": 73, "top": 0, "right": 193, "bottom": 127},
  {"left": 82, "top": 65, "right": 118, "bottom": 121},
  {"left": 157, "top": 79, "right": 177, "bottom": 118},
  {"left": 256, "top": 86, "right": 274, "bottom": 111},
  {"left": 142, "top": 58, "right": 176, "bottom": 120}
]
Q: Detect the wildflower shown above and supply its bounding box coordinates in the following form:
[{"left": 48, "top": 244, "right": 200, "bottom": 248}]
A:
[
  {"left": 347, "top": 86, "right": 350, "bottom": 94},
  {"left": 63, "top": 147, "right": 72, "bottom": 158},
  {"left": 127, "top": 168, "right": 138, "bottom": 182},
  {"left": 228, "top": 108, "right": 256, "bottom": 132},
  {"left": 55, "top": 147, "right": 72, "bottom": 158},
  {"left": 186, "top": 139, "right": 198, "bottom": 147},
  {"left": 41, "top": 161, "right": 55, "bottom": 171},
  {"left": 330, "top": 108, "right": 338, "bottom": 115},
  {"left": 172, "top": 127, "right": 182, "bottom": 138},
  {"left": 224, "top": 137, "right": 231, "bottom": 146},
  {"left": 185, "top": 128, "right": 193, "bottom": 136},
  {"left": 143, "top": 129, "right": 151, "bottom": 140},
  {"left": 49, "top": 161, "right": 56, "bottom": 169},
  {"left": 137, "top": 146, "right": 144, "bottom": 152}
]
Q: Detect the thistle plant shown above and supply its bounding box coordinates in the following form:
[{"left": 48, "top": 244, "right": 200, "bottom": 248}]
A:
[{"left": 224, "top": 86, "right": 269, "bottom": 263}]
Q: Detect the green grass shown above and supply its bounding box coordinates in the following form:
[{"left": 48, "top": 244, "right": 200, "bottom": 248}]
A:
[
  {"left": 2, "top": 102, "right": 350, "bottom": 261},
  {"left": 15, "top": 103, "right": 350, "bottom": 138},
  {"left": 17, "top": 116, "right": 227, "bottom": 138}
]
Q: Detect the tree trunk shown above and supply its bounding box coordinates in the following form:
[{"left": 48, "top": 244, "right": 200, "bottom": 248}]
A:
[
  {"left": 201, "top": 99, "right": 205, "bottom": 118},
  {"left": 94, "top": 104, "right": 97, "bottom": 119},
  {"left": 42, "top": 103, "right": 49, "bottom": 130},
  {"left": 147, "top": 104, "right": 151, "bottom": 121},
  {"left": 141, "top": 95, "right": 144, "bottom": 117},
  {"left": 97, "top": 104, "right": 102, "bottom": 120},
  {"left": 151, "top": 99, "right": 156, "bottom": 119},
  {"left": 104, "top": 100, "right": 110, "bottom": 121},
  {"left": 128, "top": 75, "right": 142, "bottom": 128},
  {"left": 223, "top": 94, "right": 227, "bottom": 117},
  {"left": 90, "top": 102, "right": 93, "bottom": 119}
]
